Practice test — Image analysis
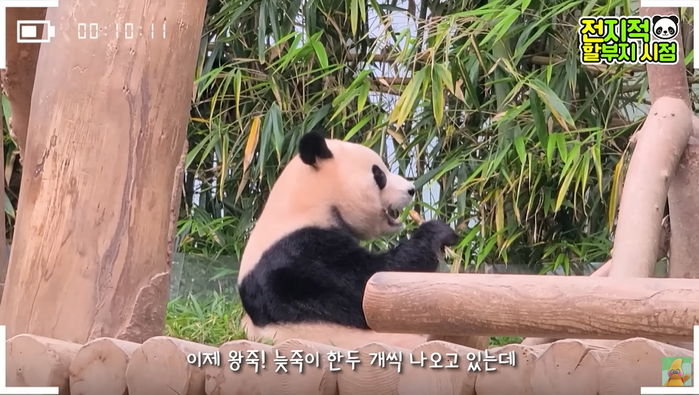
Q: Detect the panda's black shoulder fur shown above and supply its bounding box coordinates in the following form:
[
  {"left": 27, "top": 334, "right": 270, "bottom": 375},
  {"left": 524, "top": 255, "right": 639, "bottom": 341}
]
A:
[{"left": 239, "top": 220, "right": 458, "bottom": 329}]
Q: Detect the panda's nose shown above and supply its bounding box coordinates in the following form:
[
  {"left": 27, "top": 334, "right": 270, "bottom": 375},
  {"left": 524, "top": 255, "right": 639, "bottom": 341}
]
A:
[{"left": 407, "top": 188, "right": 415, "bottom": 196}]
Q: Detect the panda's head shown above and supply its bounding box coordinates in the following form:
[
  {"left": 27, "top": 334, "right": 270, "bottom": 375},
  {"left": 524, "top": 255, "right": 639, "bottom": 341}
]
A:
[
  {"left": 652, "top": 15, "right": 679, "bottom": 40},
  {"left": 295, "top": 132, "right": 415, "bottom": 238}
]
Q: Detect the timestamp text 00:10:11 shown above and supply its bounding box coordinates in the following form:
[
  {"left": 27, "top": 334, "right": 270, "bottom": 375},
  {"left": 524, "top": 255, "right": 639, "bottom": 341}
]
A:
[{"left": 77, "top": 22, "right": 167, "bottom": 40}]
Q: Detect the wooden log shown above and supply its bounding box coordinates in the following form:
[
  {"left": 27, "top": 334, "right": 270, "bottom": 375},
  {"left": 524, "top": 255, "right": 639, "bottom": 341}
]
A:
[
  {"left": 397, "top": 341, "right": 478, "bottom": 395},
  {"left": 69, "top": 337, "right": 139, "bottom": 395},
  {"left": 205, "top": 340, "right": 273, "bottom": 395},
  {"left": 6, "top": 334, "right": 81, "bottom": 393},
  {"left": 521, "top": 260, "right": 613, "bottom": 346},
  {"left": 0, "top": 0, "right": 207, "bottom": 343},
  {"left": 591, "top": 259, "right": 612, "bottom": 277},
  {"left": 364, "top": 272, "right": 699, "bottom": 342},
  {"left": 126, "top": 336, "right": 217, "bottom": 395},
  {"left": 261, "top": 339, "right": 339, "bottom": 395},
  {"left": 567, "top": 348, "right": 608, "bottom": 395},
  {"left": 530, "top": 339, "right": 608, "bottom": 395},
  {"left": 598, "top": 337, "right": 692, "bottom": 394},
  {"left": 474, "top": 343, "right": 545, "bottom": 395},
  {"left": 407, "top": 210, "right": 489, "bottom": 350},
  {"left": 336, "top": 342, "right": 407, "bottom": 395}
]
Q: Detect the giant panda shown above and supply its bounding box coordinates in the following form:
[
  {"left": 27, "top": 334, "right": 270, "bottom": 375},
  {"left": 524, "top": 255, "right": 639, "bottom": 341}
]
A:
[{"left": 237, "top": 131, "right": 459, "bottom": 349}]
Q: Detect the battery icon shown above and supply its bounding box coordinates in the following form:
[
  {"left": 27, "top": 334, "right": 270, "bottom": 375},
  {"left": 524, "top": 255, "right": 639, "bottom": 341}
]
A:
[{"left": 16, "top": 20, "right": 55, "bottom": 43}]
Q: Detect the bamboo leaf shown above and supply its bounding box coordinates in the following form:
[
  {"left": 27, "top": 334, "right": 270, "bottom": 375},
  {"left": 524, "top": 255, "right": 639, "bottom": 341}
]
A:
[
  {"left": 526, "top": 79, "right": 575, "bottom": 131},
  {"left": 243, "top": 116, "right": 261, "bottom": 173},
  {"left": 555, "top": 159, "right": 579, "bottom": 212},
  {"left": 608, "top": 151, "right": 627, "bottom": 229},
  {"left": 357, "top": 80, "right": 370, "bottom": 113},
  {"left": 495, "top": 191, "right": 505, "bottom": 248},
  {"left": 529, "top": 88, "right": 548, "bottom": 145},
  {"left": 389, "top": 68, "right": 427, "bottom": 128},
  {"left": 432, "top": 66, "right": 445, "bottom": 125},
  {"left": 476, "top": 236, "right": 498, "bottom": 266},
  {"left": 311, "top": 37, "right": 329, "bottom": 68},
  {"left": 434, "top": 63, "right": 454, "bottom": 93},
  {"left": 514, "top": 135, "right": 526, "bottom": 165}
]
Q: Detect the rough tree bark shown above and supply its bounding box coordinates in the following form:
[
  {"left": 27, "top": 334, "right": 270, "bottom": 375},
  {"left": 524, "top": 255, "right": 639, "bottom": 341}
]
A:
[
  {"left": 0, "top": 7, "right": 46, "bottom": 157},
  {"left": 640, "top": 7, "right": 699, "bottom": 279},
  {"left": 0, "top": 0, "right": 206, "bottom": 343}
]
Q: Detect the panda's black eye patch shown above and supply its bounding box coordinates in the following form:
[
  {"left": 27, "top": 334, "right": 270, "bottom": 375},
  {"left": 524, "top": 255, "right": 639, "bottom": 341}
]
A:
[{"left": 372, "top": 165, "right": 386, "bottom": 190}]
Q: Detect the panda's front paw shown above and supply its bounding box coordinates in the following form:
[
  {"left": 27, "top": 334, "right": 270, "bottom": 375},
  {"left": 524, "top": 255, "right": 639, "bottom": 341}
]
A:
[{"left": 416, "top": 220, "right": 460, "bottom": 249}]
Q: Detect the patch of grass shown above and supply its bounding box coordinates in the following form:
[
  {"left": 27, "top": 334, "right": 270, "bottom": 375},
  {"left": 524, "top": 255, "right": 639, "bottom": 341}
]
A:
[
  {"left": 489, "top": 336, "right": 523, "bottom": 347},
  {"left": 165, "top": 292, "right": 246, "bottom": 346}
]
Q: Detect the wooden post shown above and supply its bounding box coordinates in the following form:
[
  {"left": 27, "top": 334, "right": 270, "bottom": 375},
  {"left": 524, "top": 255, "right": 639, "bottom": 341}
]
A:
[
  {"left": 363, "top": 272, "right": 699, "bottom": 341},
  {"left": 609, "top": 97, "right": 692, "bottom": 277},
  {"left": 474, "top": 343, "right": 545, "bottom": 395},
  {"left": 665, "top": 115, "right": 699, "bottom": 279},
  {"left": 0, "top": 112, "right": 8, "bottom": 300},
  {"left": 0, "top": 0, "right": 206, "bottom": 343},
  {"left": 638, "top": 6, "right": 698, "bottom": 280},
  {"left": 6, "top": 334, "right": 81, "bottom": 393},
  {"left": 206, "top": 340, "right": 273, "bottom": 395},
  {"left": 336, "top": 343, "right": 407, "bottom": 395},
  {"left": 529, "top": 340, "right": 607, "bottom": 395},
  {"left": 69, "top": 337, "right": 139, "bottom": 395},
  {"left": 262, "top": 339, "right": 339, "bottom": 395},
  {"left": 125, "top": 336, "right": 217, "bottom": 395},
  {"left": 397, "top": 341, "right": 478, "bottom": 395},
  {"left": 566, "top": 347, "right": 607, "bottom": 395}
]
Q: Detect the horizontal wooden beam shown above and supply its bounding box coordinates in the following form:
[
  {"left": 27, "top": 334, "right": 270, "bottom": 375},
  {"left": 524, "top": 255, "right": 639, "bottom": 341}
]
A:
[{"left": 363, "top": 273, "right": 699, "bottom": 342}]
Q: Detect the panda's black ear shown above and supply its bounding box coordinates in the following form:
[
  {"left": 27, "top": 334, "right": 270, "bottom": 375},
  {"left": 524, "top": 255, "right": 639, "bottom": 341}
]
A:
[
  {"left": 653, "top": 15, "right": 662, "bottom": 24},
  {"left": 669, "top": 15, "right": 679, "bottom": 24},
  {"left": 299, "top": 132, "right": 333, "bottom": 166}
]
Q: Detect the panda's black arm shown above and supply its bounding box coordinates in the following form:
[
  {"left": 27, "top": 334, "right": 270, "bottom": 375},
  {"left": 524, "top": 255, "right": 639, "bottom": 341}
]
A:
[
  {"left": 373, "top": 220, "right": 458, "bottom": 272},
  {"left": 298, "top": 220, "right": 458, "bottom": 274},
  {"left": 292, "top": 221, "right": 456, "bottom": 274}
]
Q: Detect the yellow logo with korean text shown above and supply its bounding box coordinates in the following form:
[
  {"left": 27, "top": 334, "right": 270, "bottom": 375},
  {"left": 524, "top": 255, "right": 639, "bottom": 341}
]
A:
[{"left": 579, "top": 15, "right": 679, "bottom": 65}]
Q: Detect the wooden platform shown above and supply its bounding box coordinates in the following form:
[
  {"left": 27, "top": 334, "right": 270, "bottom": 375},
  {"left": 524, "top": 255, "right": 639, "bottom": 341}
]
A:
[{"left": 5, "top": 333, "right": 693, "bottom": 395}]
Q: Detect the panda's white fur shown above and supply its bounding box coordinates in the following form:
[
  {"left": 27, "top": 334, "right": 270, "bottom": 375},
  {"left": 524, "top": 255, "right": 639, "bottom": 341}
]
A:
[{"left": 237, "top": 132, "right": 458, "bottom": 349}]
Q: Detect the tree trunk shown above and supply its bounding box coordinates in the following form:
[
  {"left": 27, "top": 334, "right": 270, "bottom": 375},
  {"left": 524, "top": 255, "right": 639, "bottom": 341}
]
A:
[
  {"left": 0, "top": 8, "right": 43, "bottom": 300},
  {"left": 0, "top": 113, "right": 7, "bottom": 300},
  {"left": 608, "top": 97, "right": 691, "bottom": 277},
  {"left": 0, "top": 7, "right": 46, "bottom": 157},
  {"left": 0, "top": 0, "right": 206, "bottom": 343},
  {"left": 640, "top": 7, "right": 698, "bottom": 279},
  {"left": 667, "top": 116, "right": 699, "bottom": 278}
]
